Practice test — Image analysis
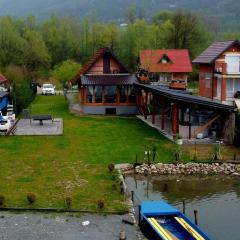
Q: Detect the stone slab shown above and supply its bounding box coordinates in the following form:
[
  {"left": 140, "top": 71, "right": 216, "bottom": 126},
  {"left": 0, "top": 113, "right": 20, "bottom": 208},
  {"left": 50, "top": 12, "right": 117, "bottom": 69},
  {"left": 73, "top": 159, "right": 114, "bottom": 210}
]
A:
[{"left": 14, "top": 118, "right": 63, "bottom": 136}]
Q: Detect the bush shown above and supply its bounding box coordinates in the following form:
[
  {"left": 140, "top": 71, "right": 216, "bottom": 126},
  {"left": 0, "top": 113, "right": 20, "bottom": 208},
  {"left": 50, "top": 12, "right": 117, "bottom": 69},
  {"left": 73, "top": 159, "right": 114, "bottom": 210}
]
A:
[
  {"left": 108, "top": 164, "right": 115, "bottom": 173},
  {"left": 5, "top": 65, "right": 35, "bottom": 114},
  {"left": 27, "top": 193, "right": 36, "bottom": 205},
  {"left": 0, "top": 194, "right": 5, "bottom": 206},
  {"left": 65, "top": 196, "right": 72, "bottom": 209},
  {"left": 97, "top": 200, "right": 105, "bottom": 210}
]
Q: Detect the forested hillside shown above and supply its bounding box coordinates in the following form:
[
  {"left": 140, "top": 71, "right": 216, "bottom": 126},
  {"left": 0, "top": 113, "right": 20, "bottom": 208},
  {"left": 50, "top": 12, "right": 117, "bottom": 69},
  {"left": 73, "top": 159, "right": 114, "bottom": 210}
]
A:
[{"left": 0, "top": 0, "right": 239, "bottom": 31}]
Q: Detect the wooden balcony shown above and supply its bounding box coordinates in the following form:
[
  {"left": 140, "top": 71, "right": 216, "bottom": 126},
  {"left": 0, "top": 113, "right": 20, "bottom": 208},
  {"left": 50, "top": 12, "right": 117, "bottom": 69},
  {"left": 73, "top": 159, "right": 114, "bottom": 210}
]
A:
[{"left": 169, "top": 80, "right": 186, "bottom": 90}]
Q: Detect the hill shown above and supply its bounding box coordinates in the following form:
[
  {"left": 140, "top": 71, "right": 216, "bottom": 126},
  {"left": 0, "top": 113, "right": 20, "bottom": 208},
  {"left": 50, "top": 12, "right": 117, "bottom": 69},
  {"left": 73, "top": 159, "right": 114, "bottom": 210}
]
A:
[{"left": 0, "top": 0, "right": 239, "bottom": 31}]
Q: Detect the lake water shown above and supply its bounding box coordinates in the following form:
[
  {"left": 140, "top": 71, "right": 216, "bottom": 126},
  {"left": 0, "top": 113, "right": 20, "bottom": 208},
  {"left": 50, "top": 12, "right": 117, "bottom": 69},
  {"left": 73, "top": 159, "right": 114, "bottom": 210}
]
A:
[{"left": 125, "top": 175, "right": 240, "bottom": 240}]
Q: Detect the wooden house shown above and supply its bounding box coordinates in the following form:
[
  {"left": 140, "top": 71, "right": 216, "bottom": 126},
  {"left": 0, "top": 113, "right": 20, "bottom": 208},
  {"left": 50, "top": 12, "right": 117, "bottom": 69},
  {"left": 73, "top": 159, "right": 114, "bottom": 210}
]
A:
[
  {"left": 71, "top": 48, "right": 137, "bottom": 115},
  {"left": 139, "top": 50, "right": 192, "bottom": 90},
  {"left": 193, "top": 40, "right": 240, "bottom": 104},
  {"left": 0, "top": 73, "right": 7, "bottom": 88}
]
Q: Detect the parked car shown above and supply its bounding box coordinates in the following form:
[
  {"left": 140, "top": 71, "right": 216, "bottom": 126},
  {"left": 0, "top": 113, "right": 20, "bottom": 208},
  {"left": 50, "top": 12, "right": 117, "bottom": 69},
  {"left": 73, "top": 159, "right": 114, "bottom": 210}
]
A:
[
  {"left": 42, "top": 84, "right": 55, "bottom": 95},
  {"left": 0, "top": 114, "right": 10, "bottom": 132},
  {"left": 0, "top": 86, "right": 8, "bottom": 92}
]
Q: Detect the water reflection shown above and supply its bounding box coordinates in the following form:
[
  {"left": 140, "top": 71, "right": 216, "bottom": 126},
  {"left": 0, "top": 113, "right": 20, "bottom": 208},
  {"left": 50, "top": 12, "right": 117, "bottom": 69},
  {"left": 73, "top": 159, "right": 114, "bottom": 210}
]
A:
[{"left": 125, "top": 175, "right": 240, "bottom": 240}]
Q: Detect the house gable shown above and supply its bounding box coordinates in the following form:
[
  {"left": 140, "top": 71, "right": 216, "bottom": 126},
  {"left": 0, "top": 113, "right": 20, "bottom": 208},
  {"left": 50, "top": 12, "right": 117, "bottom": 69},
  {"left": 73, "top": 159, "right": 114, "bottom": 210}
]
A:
[{"left": 71, "top": 48, "right": 129, "bottom": 84}]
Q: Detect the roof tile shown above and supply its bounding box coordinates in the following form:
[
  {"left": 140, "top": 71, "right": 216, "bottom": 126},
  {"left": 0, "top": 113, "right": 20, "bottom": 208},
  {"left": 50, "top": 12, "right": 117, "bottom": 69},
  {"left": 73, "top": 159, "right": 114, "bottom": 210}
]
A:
[
  {"left": 140, "top": 49, "right": 192, "bottom": 73},
  {"left": 81, "top": 74, "right": 137, "bottom": 85},
  {"left": 193, "top": 40, "right": 240, "bottom": 64}
]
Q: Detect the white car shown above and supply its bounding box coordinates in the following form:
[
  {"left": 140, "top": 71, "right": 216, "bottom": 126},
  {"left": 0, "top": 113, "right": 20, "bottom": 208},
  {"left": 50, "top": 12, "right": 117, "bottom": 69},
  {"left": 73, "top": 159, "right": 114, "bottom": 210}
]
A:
[
  {"left": 42, "top": 84, "right": 55, "bottom": 95},
  {"left": 0, "top": 86, "right": 7, "bottom": 92},
  {"left": 0, "top": 114, "right": 10, "bottom": 132}
]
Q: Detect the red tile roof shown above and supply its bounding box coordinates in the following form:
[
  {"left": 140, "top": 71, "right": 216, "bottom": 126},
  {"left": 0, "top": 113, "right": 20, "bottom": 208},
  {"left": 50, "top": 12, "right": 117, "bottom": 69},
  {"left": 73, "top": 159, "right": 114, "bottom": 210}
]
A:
[
  {"left": 0, "top": 73, "right": 7, "bottom": 84},
  {"left": 193, "top": 40, "right": 240, "bottom": 64},
  {"left": 71, "top": 48, "right": 129, "bottom": 84},
  {"left": 140, "top": 49, "right": 192, "bottom": 73}
]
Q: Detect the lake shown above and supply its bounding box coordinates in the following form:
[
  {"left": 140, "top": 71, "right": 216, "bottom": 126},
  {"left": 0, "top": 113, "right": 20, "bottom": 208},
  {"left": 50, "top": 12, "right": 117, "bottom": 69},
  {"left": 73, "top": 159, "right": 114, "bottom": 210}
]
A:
[{"left": 125, "top": 175, "right": 240, "bottom": 240}]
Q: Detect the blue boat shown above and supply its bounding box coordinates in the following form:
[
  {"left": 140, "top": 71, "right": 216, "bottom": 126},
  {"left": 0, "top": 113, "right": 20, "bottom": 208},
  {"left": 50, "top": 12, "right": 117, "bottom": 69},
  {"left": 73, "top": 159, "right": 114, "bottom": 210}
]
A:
[{"left": 139, "top": 201, "right": 211, "bottom": 240}]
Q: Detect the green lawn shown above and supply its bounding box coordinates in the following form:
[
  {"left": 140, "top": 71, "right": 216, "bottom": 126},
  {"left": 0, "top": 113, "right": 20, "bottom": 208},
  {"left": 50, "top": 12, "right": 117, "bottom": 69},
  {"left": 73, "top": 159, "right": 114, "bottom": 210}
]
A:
[{"left": 0, "top": 96, "right": 173, "bottom": 211}]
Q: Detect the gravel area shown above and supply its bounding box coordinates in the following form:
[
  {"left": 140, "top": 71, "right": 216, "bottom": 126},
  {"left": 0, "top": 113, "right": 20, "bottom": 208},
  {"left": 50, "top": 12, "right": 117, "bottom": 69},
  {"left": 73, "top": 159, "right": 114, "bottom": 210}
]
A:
[{"left": 0, "top": 212, "right": 140, "bottom": 240}]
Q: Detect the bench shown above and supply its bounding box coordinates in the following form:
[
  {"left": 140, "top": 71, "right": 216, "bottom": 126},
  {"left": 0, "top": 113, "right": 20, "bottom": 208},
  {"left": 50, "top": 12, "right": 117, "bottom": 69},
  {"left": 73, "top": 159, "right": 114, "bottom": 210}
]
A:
[{"left": 31, "top": 115, "right": 53, "bottom": 125}]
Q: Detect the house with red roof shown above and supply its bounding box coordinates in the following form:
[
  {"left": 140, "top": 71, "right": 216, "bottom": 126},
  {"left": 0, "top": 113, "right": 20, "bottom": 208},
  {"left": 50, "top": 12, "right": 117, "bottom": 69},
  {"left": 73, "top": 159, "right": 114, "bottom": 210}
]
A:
[
  {"left": 0, "top": 73, "right": 7, "bottom": 87},
  {"left": 193, "top": 40, "right": 240, "bottom": 105},
  {"left": 139, "top": 49, "right": 192, "bottom": 90},
  {"left": 71, "top": 48, "right": 137, "bottom": 115}
]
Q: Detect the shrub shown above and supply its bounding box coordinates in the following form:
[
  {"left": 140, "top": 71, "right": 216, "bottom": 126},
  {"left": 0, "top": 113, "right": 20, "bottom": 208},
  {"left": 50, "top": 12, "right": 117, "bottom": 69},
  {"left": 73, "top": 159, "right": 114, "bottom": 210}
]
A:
[
  {"left": 27, "top": 193, "right": 36, "bottom": 205},
  {"left": 97, "top": 200, "right": 105, "bottom": 210},
  {"left": 0, "top": 194, "right": 5, "bottom": 206},
  {"left": 108, "top": 164, "right": 115, "bottom": 173},
  {"left": 65, "top": 196, "right": 72, "bottom": 209}
]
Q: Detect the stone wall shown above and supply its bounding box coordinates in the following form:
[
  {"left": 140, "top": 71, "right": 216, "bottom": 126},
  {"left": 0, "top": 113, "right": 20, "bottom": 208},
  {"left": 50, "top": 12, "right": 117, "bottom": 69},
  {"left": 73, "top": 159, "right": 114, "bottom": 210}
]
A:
[{"left": 119, "top": 163, "right": 240, "bottom": 176}]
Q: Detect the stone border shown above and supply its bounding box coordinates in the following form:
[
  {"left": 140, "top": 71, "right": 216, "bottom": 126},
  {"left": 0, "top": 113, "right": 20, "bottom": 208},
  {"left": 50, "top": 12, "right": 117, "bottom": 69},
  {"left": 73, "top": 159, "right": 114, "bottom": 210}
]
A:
[
  {"left": 115, "top": 164, "right": 146, "bottom": 240},
  {"left": 118, "top": 163, "right": 240, "bottom": 176}
]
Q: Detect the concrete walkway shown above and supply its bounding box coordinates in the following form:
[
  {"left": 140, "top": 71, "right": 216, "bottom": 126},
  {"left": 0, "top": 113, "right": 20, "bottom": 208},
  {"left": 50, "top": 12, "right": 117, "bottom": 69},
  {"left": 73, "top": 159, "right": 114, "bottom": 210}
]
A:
[{"left": 0, "top": 212, "right": 143, "bottom": 240}]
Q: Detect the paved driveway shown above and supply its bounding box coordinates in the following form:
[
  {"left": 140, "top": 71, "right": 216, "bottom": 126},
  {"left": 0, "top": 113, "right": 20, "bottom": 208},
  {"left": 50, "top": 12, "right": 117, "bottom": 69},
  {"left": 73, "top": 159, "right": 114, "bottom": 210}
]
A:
[{"left": 0, "top": 212, "right": 140, "bottom": 240}]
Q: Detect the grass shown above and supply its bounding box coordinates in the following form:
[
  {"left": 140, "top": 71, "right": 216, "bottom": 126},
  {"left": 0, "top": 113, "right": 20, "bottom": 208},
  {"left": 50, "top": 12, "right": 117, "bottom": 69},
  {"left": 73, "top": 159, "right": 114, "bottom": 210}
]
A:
[
  {"left": 184, "top": 144, "right": 240, "bottom": 162},
  {"left": 0, "top": 95, "right": 174, "bottom": 211}
]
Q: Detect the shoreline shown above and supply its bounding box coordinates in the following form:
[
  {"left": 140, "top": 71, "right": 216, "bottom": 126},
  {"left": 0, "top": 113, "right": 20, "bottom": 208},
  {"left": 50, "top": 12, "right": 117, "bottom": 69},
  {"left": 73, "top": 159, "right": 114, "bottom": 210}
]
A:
[{"left": 117, "top": 163, "right": 240, "bottom": 176}]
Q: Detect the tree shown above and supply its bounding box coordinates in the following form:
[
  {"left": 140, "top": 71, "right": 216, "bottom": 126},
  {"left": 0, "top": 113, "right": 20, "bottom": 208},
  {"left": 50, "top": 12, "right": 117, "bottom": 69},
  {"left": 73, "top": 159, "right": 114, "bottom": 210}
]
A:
[
  {"left": 5, "top": 65, "right": 34, "bottom": 114},
  {"left": 162, "top": 11, "right": 210, "bottom": 57},
  {"left": 41, "top": 16, "right": 78, "bottom": 66},
  {"left": 51, "top": 60, "right": 81, "bottom": 89},
  {"left": 126, "top": 6, "right": 136, "bottom": 24},
  {"left": 0, "top": 17, "right": 24, "bottom": 67},
  {"left": 22, "top": 30, "right": 50, "bottom": 72}
]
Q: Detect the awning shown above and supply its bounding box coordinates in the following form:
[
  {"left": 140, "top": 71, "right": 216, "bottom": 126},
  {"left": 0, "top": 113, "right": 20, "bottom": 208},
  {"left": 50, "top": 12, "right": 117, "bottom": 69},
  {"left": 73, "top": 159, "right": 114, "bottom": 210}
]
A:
[
  {"left": 81, "top": 74, "right": 137, "bottom": 86},
  {"left": 135, "top": 83, "right": 235, "bottom": 111}
]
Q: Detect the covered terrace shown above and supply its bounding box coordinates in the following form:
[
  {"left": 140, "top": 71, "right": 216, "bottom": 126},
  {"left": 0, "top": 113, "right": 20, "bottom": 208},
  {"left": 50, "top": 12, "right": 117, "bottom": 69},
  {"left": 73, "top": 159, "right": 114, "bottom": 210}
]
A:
[{"left": 134, "top": 83, "right": 235, "bottom": 143}]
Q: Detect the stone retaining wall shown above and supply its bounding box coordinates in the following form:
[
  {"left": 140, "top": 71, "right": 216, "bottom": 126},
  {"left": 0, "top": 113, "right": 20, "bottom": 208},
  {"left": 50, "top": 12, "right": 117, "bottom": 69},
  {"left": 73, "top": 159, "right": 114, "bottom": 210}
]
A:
[{"left": 119, "top": 163, "right": 240, "bottom": 176}]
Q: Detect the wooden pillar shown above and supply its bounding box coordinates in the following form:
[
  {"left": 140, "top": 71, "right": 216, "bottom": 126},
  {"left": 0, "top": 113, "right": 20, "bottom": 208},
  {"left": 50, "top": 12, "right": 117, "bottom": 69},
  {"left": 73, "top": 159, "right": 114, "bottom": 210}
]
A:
[
  {"left": 139, "top": 92, "right": 143, "bottom": 115},
  {"left": 188, "top": 105, "right": 192, "bottom": 139},
  {"left": 102, "top": 86, "right": 105, "bottom": 103},
  {"left": 126, "top": 86, "right": 129, "bottom": 103},
  {"left": 116, "top": 87, "right": 120, "bottom": 103},
  {"left": 92, "top": 86, "right": 96, "bottom": 103},
  {"left": 161, "top": 98, "right": 165, "bottom": 131},
  {"left": 172, "top": 102, "right": 178, "bottom": 136},
  {"left": 83, "top": 86, "right": 87, "bottom": 104},
  {"left": 80, "top": 86, "right": 84, "bottom": 103},
  {"left": 221, "top": 77, "right": 226, "bottom": 102},
  {"left": 152, "top": 95, "right": 156, "bottom": 125},
  {"left": 144, "top": 92, "right": 148, "bottom": 120}
]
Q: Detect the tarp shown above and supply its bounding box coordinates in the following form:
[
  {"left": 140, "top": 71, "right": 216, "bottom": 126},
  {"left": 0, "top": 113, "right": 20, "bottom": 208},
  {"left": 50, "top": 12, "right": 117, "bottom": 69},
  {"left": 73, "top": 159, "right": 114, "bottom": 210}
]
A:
[{"left": 0, "top": 96, "right": 8, "bottom": 110}]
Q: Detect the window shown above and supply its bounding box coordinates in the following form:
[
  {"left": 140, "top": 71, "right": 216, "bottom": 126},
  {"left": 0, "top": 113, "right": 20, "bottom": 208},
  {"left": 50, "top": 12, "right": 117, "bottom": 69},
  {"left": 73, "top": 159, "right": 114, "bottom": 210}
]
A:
[
  {"left": 86, "top": 86, "right": 94, "bottom": 103},
  {"left": 225, "top": 55, "right": 240, "bottom": 74},
  {"left": 128, "top": 86, "right": 136, "bottom": 103},
  {"left": 204, "top": 73, "right": 212, "bottom": 89},
  {"left": 105, "top": 86, "right": 117, "bottom": 103},
  {"left": 95, "top": 86, "right": 102, "bottom": 103},
  {"left": 119, "top": 86, "right": 127, "bottom": 103},
  {"left": 105, "top": 108, "right": 116, "bottom": 115},
  {"left": 205, "top": 78, "right": 211, "bottom": 88},
  {"left": 159, "top": 73, "right": 171, "bottom": 83}
]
